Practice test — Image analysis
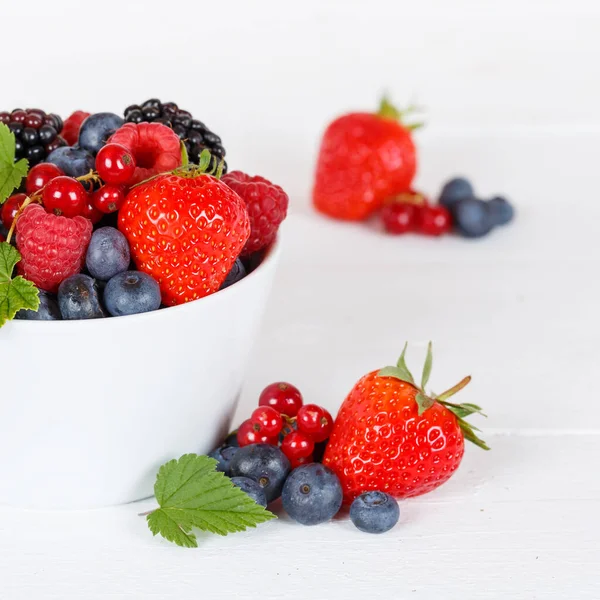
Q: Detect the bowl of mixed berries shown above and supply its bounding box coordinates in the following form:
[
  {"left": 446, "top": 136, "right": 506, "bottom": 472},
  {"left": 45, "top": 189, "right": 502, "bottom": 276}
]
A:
[{"left": 0, "top": 101, "right": 289, "bottom": 509}]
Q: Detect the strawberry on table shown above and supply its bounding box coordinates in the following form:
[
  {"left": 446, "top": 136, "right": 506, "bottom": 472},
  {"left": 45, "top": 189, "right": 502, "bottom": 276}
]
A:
[
  {"left": 118, "top": 154, "right": 250, "bottom": 306},
  {"left": 313, "top": 98, "right": 419, "bottom": 221},
  {"left": 323, "top": 343, "right": 488, "bottom": 504}
]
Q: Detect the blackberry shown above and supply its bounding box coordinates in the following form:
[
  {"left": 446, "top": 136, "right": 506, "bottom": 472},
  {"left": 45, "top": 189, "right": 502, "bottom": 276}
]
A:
[
  {"left": 123, "top": 99, "right": 227, "bottom": 173},
  {"left": 0, "top": 109, "right": 67, "bottom": 166}
]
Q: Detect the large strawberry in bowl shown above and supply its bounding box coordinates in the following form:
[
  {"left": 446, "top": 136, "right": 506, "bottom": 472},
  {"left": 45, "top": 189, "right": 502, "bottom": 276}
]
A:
[
  {"left": 118, "top": 160, "right": 250, "bottom": 306},
  {"left": 323, "top": 343, "right": 488, "bottom": 504}
]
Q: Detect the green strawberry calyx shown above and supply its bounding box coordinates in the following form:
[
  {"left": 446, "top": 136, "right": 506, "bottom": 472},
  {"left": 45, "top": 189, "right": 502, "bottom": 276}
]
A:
[
  {"left": 377, "top": 96, "right": 425, "bottom": 131},
  {"left": 378, "top": 342, "right": 489, "bottom": 450}
]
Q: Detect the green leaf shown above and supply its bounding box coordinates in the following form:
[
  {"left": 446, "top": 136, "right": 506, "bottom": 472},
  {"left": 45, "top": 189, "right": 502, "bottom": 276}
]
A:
[
  {"left": 378, "top": 365, "right": 416, "bottom": 386},
  {"left": 457, "top": 419, "right": 490, "bottom": 451},
  {"left": 147, "top": 454, "right": 276, "bottom": 548},
  {"left": 198, "top": 149, "right": 212, "bottom": 172},
  {"left": 0, "top": 123, "right": 28, "bottom": 204},
  {"left": 415, "top": 391, "right": 435, "bottom": 415},
  {"left": 421, "top": 341, "right": 433, "bottom": 390},
  {"left": 395, "top": 342, "right": 415, "bottom": 384},
  {"left": 180, "top": 141, "right": 189, "bottom": 167},
  {"left": 440, "top": 401, "right": 487, "bottom": 419},
  {"left": 0, "top": 242, "right": 39, "bottom": 328}
]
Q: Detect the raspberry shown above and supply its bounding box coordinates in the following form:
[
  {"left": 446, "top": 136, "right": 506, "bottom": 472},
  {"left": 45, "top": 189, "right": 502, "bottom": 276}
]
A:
[
  {"left": 108, "top": 122, "right": 181, "bottom": 185},
  {"left": 0, "top": 108, "right": 67, "bottom": 166},
  {"left": 222, "top": 171, "right": 288, "bottom": 255},
  {"left": 60, "top": 111, "right": 91, "bottom": 146},
  {"left": 16, "top": 204, "right": 92, "bottom": 293},
  {"left": 123, "top": 99, "right": 227, "bottom": 172}
]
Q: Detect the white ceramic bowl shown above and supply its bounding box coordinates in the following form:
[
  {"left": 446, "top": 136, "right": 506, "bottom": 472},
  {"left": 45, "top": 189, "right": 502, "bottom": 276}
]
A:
[{"left": 0, "top": 240, "right": 281, "bottom": 509}]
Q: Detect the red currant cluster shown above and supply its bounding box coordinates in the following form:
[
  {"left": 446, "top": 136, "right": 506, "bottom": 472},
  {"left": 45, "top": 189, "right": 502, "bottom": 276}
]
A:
[
  {"left": 237, "top": 382, "right": 334, "bottom": 468},
  {"left": 2, "top": 144, "right": 137, "bottom": 232},
  {"left": 381, "top": 190, "right": 451, "bottom": 236}
]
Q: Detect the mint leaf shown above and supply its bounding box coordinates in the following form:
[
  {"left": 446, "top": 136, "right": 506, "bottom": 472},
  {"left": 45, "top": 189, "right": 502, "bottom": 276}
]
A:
[
  {"left": 0, "top": 123, "right": 28, "bottom": 204},
  {"left": 146, "top": 454, "right": 276, "bottom": 548},
  {"left": 0, "top": 242, "right": 39, "bottom": 327}
]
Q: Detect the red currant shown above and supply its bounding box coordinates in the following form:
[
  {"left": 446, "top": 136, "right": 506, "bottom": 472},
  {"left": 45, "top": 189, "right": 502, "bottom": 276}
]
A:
[
  {"left": 96, "top": 143, "right": 136, "bottom": 185},
  {"left": 81, "top": 198, "right": 104, "bottom": 224},
  {"left": 281, "top": 431, "right": 314, "bottom": 462},
  {"left": 25, "top": 163, "right": 64, "bottom": 195},
  {"left": 92, "top": 185, "right": 126, "bottom": 214},
  {"left": 250, "top": 406, "right": 283, "bottom": 437},
  {"left": 237, "top": 419, "right": 278, "bottom": 447},
  {"left": 297, "top": 404, "right": 334, "bottom": 442},
  {"left": 381, "top": 202, "right": 419, "bottom": 234},
  {"left": 1, "top": 194, "right": 28, "bottom": 229},
  {"left": 419, "top": 205, "right": 452, "bottom": 236},
  {"left": 42, "top": 176, "right": 88, "bottom": 218},
  {"left": 258, "top": 382, "right": 303, "bottom": 417}
]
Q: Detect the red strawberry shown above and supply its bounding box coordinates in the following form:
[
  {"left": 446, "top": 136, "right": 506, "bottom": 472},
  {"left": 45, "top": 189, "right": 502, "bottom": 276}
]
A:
[
  {"left": 60, "top": 110, "right": 91, "bottom": 146},
  {"left": 313, "top": 98, "right": 419, "bottom": 221},
  {"left": 323, "top": 343, "right": 488, "bottom": 504},
  {"left": 221, "top": 171, "right": 288, "bottom": 255},
  {"left": 16, "top": 204, "right": 92, "bottom": 293},
  {"left": 118, "top": 169, "right": 250, "bottom": 306},
  {"left": 109, "top": 122, "right": 181, "bottom": 185}
]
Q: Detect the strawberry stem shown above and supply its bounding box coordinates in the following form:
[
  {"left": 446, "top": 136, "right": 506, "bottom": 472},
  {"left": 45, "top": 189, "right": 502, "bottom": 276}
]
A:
[
  {"left": 378, "top": 344, "right": 488, "bottom": 450},
  {"left": 436, "top": 376, "right": 472, "bottom": 402}
]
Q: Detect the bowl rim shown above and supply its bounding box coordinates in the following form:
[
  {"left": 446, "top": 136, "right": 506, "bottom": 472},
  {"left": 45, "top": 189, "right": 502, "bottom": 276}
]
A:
[{"left": 8, "top": 236, "right": 281, "bottom": 329}]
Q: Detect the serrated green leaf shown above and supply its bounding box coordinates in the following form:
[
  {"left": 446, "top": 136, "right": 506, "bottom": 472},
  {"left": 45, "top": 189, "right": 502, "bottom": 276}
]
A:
[
  {"left": 0, "top": 242, "right": 39, "bottom": 328},
  {"left": 396, "top": 342, "right": 415, "bottom": 384},
  {"left": 0, "top": 124, "right": 28, "bottom": 204},
  {"left": 0, "top": 123, "right": 16, "bottom": 165},
  {"left": 147, "top": 454, "right": 276, "bottom": 548},
  {"left": 147, "top": 508, "right": 198, "bottom": 548},
  {"left": 415, "top": 391, "right": 435, "bottom": 415},
  {"left": 421, "top": 341, "right": 433, "bottom": 390},
  {"left": 180, "top": 141, "right": 189, "bottom": 167}
]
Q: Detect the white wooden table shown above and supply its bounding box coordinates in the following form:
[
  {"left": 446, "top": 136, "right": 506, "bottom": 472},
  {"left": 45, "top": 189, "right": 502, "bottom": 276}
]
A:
[{"left": 1, "top": 132, "right": 599, "bottom": 599}]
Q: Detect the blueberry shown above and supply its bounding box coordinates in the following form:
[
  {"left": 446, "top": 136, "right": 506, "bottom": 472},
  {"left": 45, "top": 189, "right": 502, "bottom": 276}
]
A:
[
  {"left": 281, "top": 463, "right": 343, "bottom": 525},
  {"left": 220, "top": 258, "right": 246, "bottom": 290},
  {"left": 208, "top": 445, "right": 238, "bottom": 474},
  {"left": 16, "top": 289, "right": 61, "bottom": 321},
  {"left": 453, "top": 198, "right": 493, "bottom": 238},
  {"left": 86, "top": 227, "right": 130, "bottom": 281},
  {"left": 78, "top": 112, "right": 124, "bottom": 155},
  {"left": 58, "top": 274, "right": 105, "bottom": 320},
  {"left": 229, "top": 444, "right": 291, "bottom": 503},
  {"left": 487, "top": 196, "right": 514, "bottom": 226},
  {"left": 439, "top": 177, "right": 474, "bottom": 208},
  {"left": 104, "top": 271, "right": 161, "bottom": 317},
  {"left": 350, "top": 491, "right": 399, "bottom": 534},
  {"left": 46, "top": 146, "right": 95, "bottom": 178},
  {"left": 230, "top": 477, "right": 268, "bottom": 508}
]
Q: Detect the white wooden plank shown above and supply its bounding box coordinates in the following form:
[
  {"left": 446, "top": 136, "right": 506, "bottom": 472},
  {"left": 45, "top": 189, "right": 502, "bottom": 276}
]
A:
[{"left": 1, "top": 435, "right": 598, "bottom": 599}]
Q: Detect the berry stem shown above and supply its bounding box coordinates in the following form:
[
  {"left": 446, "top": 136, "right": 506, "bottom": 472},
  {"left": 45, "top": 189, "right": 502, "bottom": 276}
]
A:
[
  {"left": 6, "top": 194, "right": 39, "bottom": 244},
  {"left": 436, "top": 376, "right": 472, "bottom": 402},
  {"left": 138, "top": 508, "right": 157, "bottom": 517}
]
